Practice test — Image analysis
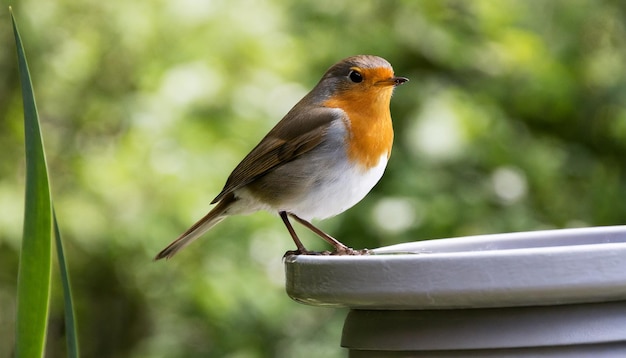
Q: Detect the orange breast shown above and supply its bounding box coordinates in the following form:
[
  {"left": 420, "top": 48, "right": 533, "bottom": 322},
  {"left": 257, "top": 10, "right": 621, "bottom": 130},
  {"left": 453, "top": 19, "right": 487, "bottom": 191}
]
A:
[{"left": 323, "top": 86, "right": 394, "bottom": 170}]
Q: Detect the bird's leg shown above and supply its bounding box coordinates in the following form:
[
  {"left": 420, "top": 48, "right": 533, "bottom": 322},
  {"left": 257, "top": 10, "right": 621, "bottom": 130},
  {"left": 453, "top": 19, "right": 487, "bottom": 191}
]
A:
[
  {"left": 289, "top": 213, "right": 368, "bottom": 255},
  {"left": 280, "top": 211, "right": 314, "bottom": 256},
  {"left": 288, "top": 213, "right": 348, "bottom": 251}
]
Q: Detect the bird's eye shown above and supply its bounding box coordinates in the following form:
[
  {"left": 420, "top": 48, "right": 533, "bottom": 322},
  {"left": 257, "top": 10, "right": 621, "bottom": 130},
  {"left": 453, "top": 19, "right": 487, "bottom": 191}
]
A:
[{"left": 348, "top": 70, "right": 363, "bottom": 83}]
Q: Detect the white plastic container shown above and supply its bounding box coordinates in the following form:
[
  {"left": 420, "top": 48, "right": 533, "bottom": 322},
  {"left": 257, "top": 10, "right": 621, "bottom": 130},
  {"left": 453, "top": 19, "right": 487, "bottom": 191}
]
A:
[{"left": 285, "top": 226, "right": 626, "bottom": 357}]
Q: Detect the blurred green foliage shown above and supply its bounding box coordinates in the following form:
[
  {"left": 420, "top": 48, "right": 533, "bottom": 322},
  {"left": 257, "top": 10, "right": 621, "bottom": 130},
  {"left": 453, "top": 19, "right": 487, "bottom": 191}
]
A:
[{"left": 2, "top": 0, "right": 626, "bottom": 357}]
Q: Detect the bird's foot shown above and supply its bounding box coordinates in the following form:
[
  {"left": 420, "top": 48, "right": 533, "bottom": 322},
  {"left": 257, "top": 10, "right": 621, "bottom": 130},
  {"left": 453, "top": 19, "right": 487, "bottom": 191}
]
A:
[
  {"left": 283, "top": 249, "right": 325, "bottom": 257},
  {"left": 283, "top": 247, "right": 370, "bottom": 257}
]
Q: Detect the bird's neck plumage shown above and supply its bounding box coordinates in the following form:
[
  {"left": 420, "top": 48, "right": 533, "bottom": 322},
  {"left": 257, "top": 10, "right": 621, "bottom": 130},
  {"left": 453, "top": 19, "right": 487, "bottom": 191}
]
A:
[{"left": 323, "top": 88, "right": 394, "bottom": 170}]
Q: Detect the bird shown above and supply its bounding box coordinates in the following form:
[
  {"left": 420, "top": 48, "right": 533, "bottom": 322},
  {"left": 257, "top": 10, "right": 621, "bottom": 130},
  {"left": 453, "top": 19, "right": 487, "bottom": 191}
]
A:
[{"left": 155, "top": 55, "right": 408, "bottom": 260}]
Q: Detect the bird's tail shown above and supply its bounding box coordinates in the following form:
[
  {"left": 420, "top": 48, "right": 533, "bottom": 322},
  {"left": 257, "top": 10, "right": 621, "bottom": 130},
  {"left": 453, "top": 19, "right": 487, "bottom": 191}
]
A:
[{"left": 154, "top": 193, "right": 236, "bottom": 260}]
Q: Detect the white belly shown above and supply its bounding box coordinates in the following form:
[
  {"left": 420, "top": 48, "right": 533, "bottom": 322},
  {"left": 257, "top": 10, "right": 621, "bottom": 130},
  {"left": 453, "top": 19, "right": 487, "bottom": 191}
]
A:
[{"left": 280, "top": 154, "right": 388, "bottom": 220}]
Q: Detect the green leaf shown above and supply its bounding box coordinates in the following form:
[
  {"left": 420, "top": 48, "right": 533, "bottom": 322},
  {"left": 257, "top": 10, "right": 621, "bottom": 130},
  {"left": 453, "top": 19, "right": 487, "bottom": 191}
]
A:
[
  {"left": 12, "top": 8, "right": 53, "bottom": 358},
  {"left": 53, "top": 209, "right": 80, "bottom": 358}
]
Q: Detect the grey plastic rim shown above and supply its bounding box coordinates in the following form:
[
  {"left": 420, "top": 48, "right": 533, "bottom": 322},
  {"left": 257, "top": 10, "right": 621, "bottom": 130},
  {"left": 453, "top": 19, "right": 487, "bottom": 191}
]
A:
[{"left": 284, "top": 225, "right": 626, "bottom": 309}]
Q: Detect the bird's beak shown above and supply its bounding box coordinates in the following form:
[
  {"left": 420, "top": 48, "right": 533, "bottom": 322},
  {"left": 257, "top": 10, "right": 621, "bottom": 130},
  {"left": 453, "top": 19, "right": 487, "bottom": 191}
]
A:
[
  {"left": 392, "top": 76, "right": 409, "bottom": 86},
  {"left": 378, "top": 76, "right": 409, "bottom": 87}
]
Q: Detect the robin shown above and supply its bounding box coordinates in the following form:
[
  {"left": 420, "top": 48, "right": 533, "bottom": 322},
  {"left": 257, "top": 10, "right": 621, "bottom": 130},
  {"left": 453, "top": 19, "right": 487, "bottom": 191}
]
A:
[{"left": 155, "top": 55, "right": 408, "bottom": 260}]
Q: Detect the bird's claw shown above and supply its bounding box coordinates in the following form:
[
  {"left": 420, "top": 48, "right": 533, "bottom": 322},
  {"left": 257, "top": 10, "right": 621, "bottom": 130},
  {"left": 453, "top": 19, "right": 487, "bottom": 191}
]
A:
[
  {"left": 283, "top": 249, "right": 324, "bottom": 257},
  {"left": 283, "top": 247, "right": 370, "bottom": 257}
]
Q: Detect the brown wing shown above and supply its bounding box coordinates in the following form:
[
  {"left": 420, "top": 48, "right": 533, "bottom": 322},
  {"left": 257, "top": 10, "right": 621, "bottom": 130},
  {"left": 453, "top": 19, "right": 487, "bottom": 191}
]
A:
[{"left": 211, "top": 106, "right": 342, "bottom": 204}]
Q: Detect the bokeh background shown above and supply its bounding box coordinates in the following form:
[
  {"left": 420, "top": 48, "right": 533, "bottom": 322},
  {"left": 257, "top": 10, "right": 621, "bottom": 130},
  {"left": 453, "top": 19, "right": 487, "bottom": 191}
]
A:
[{"left": 2, "top": 0, "right": 626, "bottom": 357}]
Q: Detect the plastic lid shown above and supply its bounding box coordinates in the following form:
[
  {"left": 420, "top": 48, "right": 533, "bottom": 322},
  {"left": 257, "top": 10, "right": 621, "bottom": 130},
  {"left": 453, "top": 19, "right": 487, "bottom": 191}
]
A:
[{"left": 284, "top": 226, "right": 626, "bottom": 309}]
